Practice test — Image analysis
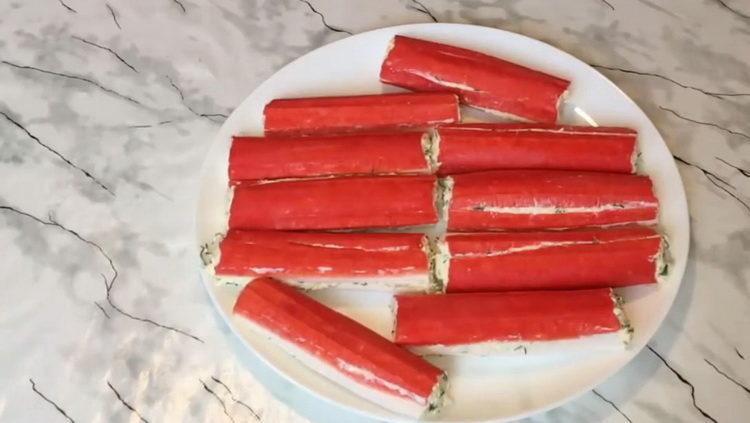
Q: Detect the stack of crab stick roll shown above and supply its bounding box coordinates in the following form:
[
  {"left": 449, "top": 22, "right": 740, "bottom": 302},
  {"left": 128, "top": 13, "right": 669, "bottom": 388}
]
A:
[{"left": 205, "top": 35, "right": 668, "bottom": 418}]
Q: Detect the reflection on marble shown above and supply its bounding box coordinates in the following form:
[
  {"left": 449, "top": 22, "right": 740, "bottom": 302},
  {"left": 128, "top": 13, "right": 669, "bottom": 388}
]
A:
[{"left": 1, "top": 0, "right": 748, "bottom": 422}]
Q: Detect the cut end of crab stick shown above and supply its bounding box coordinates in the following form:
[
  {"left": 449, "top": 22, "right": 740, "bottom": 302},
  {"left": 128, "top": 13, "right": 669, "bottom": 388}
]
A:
[
  {"left": 435, "top": 124, "right": 638, "bottom": 175},
  {"left": 211, "top": 230, "right": 432, "bottom": 292},
  {"left": 445, "top": 170, "right": 658, "bottom": 230},
  {"left": 228, "top": 175, "right": 439, "bottom": 231},
  {"left": 233, "top": 277, "right": 448, "bottom": 417},
  {"left": 380, "top": 35, "right": 570, "bottom": 123},
  {"left": 442, "top": 226, "right": 664, "bottom": 293},
  {"left": 394, "top": 288, "right": 631, "bottom": 356},
  {"left": 263, "top": 92, "right": 460, "bottom": 136},
  {"left": 229, "top": 132, "right": 433, "bottom": 183}
]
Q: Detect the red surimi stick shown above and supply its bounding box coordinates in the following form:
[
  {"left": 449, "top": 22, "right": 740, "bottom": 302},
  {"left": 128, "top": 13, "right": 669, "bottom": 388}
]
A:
[
  {"left": 435, "top": 124, "right": 638, "bottom": 175},
  {"left": 233, "top": 277, "right": 447, "bottom": 417},
  {"left": 444, "top": 170, "right": 658, "bottom": 230},
  {"left": 229, "top": 132, "right": 432, "bottom": 183},
  {"left": 211, "top": 230, "right": 432, "bottom": 292},
  {"left": 393, "top": 288, "right": 631, "bottom": 356},
  {"left": 228, "top": 175, "right": 438, "bottom": 230},
  {"left": 263, "top": 92, "right": 459, "bottom": 136},
  {"left": 380, "top": 35, "right": 570, "bottom": 123},
  {"left": 440, "top": 226, "right": 666, "bottom": 293}
]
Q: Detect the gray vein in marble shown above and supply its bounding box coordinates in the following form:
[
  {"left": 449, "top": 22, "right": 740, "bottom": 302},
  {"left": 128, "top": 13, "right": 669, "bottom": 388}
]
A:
[
  {"left": 0, "top": 111, "right": 113, "bottom": 195},
  {"left": 211, "top": 376, "right": 263, "bottom": 421},
  {"left": 597, "top": 0, "right": 615, "bottom": 11},
  {"left": 72, "top": 36, "right": 138, "bottom": 73},
  {"left": 127, "top": 120, "right": 175, "bottom": 129},
  {"left": 296, "top": 0, "right": 353, "bottom": 35},
  {"left": 29, "top": 378, "right": 76, "bottom": 423},
  {"left": 703, "top": 359, "right": 750, "bottom": 394},
  {"left": 717, "top": 157, "right": 750, "bottom": 177},
  {"left": 166, "top": 76, "right": 228, "bottom": 123},
  {"left": 201, "top": 379, "right": 237, "bottom": 423},
  {"left": 737, "top": 348, "right": 746, "bottom": 360},
  {"left": 591, "top": 64, "right": 750, "bottom": 99},
  {"left": 633, "top": 0, "right": 679, "bottom": 19},
  {"left": 592, "top": 390, "right": 632, "bottom": 423},
  {"left": 660, "top": 106, "right": 750, "bottom": 141},
  {"left": 106, "top": 3, "right": 121, "bottom": 29},
  {"left": 673, "top": 155, "right": 750, "bottom": 213},
  {"left": 58, "top": 0, "right": 77, "bottom": 13},
  {"left": 0, "top": 203, "right": 202, "bottom": 343},
  {"left": 1, "top": 60, "right": 143, "bottom": 106},
  {"left": 101, "top": 274, "right": 205, "bottom": 343},
  {"left": 647, "top": 345, "right": 718, "bottom": 423},
  {"left": 715, "top": 0, "right": 750, "bottom": 20},
  {"left": 406, "top": 0, "right": 438, "bottom": 22},
  {"left": 107, "top": 381, "right": 150, "bottom": 423},
  {"left": 172, "top": 0, "right": 187, "bottom": 14},
  {"left": 95, "top": 302, "right": 111, "bottom": 319}
]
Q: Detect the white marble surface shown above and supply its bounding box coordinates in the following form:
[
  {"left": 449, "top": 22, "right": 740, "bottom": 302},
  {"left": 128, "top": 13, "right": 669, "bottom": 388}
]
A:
[{"left": 1, "top": 1, "right": 749, "bottom": 422}]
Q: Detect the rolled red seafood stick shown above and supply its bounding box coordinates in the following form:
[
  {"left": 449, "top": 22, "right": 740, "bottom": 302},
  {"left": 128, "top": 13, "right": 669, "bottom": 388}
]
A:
[
  {"left": 445, "top": 170, "right": 658, "bottom": 230},
  {"left": 234, "top": 277, "right": 448, "bottom": 417},
  {"left": 442, "top": 226, "right": 667, "bottom": 293},
  {"left": 263, "top": 92, "right": 459, "bottom": 136},
  {"left": 380, "top": 35, "right": 570, "bottom": 123},
  {"left": 229, "top": 132, "right": 432, "bottom": 183},
  {"left": 213, "top": 231, "right": 432, "bottom": 291},
  {"left": 229, "top": 175, "right": 438, "bottom": 230},
  {"left": 436, "top": 124, "right": 638, "bottom": 175},
  {"left": 394, "top": 288, "right": 631, "bottom": 356}
]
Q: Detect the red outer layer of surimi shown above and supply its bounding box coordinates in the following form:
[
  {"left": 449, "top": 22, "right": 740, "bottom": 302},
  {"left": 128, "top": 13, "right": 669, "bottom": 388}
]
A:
[
  {"left": 380, "top": 35, "right": 570, "bottom": 123},
  {"left": 436, "top": 124, "right": 637, "bottom": 175},
  {"left": 445, "top": 226, "right": 662, "bottom": 293},
  {"left": 229, "top": 175, "right": 438, "bottom": 230},
  {"left": 263, "top": 92, "right": 459, "bottom": 136},
  {"left": 215, "top": 230, "right": 427, "bottom": 279},
  {"left": 447, "top": 170, "right": 658, "bottom": 230},
  {"left": 229, "top": 132, "right": 430, "bottom": 182},
  {"left": 234, "top": 277, "right": 444, "bottom": 404},
  {"left": 394, "top": 288, "right": 621, "bottom": 346}
]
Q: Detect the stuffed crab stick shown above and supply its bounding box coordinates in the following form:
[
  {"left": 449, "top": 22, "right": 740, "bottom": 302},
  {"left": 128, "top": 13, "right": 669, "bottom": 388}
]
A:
[
  {"left": 380, "top": 35, "right": 570, "bottom": 123},
  {"left": 209, "top": 230, "right": 433, "bottom": 292},
  {"left": 435, "top": 124, "right": 638, "bottom": 175},
  {"left": 263, "top": 92, "right": 459, "bottom": 136},
  {"left": 394, "top": 288, "right": 631, "bottom": 356},
  {"left": 444, "top": 170, "right": 658, "bottom": 230},
  {"left": 229, "top": 132, "right": 433, "bottom": 183},
  {"left": 437, "top": 226, "right": 667, "bottom": 293},
  {"left": 228, "top": 175, "right": 438, "bottom": 230},
  {"left": 234, "top": 277, "right": 447, "bottom": 417}
]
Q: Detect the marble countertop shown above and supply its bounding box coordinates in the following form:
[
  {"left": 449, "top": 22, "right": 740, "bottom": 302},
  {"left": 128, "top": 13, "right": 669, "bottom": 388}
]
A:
[{"left": 2, "top": 0, "right": 749, "bottom": 422}]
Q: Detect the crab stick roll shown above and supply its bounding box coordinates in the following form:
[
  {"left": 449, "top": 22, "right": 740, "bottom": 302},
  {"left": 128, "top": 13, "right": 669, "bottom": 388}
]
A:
[
  {"left": 435, "top": 124, "right": 638, "bottom": 175},
  {"left": 228, "top": 175, "right": 439, "bottom": 230},
  {"left": 394, "top": 288, "right": 631, "bottom": 356},
  {"left": 444, "top": 170, "right": 658, "bottom": 230},
  {"left": 234, "top": 277, "right": 448, "bottom": 417},
  {"left": 229, "top": 132, "right": 433, "bottom": 183},
  {"left": 209, "top": 230, "right": 433, "bottom": 292},
  {"left": 380, "top": 35, "right": 570, "bottom": 123},
  {"left": 439, "top": 226, "right": 667, "bottom": 293},
  {"left": 263, "top": 92, "right": 459, "bottom": 136}
]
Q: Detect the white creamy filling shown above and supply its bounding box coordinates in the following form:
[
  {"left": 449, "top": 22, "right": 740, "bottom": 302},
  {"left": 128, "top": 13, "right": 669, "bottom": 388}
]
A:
[
  {"left": 430, "top": 237, "right": 450, "bottom": 292},
  {"left": 470, "top": 105, "right": 533, "bottom": 123},
  {"left": 610, "top": 291, "right": 634, "bottom": 344},
  {"left": 437, "top": 177, "right": 453, "bottom": 222},
  {"left": 450, "top": 235, "right": 661, "bottom": 259},
  {"left": 408, "top": 332, "right": 626, "bottom": 357},
  {"left": 654, "top": 234, "right": 672, "bottom": 282},
  {"left": 421, "top": 131, "right": 440, "bottom": 172},
  {"left": 233, "top": 317, "right": 442, "bottom": 418},
  {"left": 409, "top": 70, "right": 480, "bottom": 92},
  {"left": 214, "top": 274, "right": 431, "bottom": 292},
  {"left": 444, "top": 127, "right": 635, "bottom": 137},
  {"left": 469, "top": 201, "right": 657, "bottom": 215}
]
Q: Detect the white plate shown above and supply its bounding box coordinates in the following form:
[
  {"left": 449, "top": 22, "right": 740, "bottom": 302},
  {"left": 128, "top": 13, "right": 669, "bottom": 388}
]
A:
[{"left": 195, "top": 23, "right": 689, "bottom": 422}]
